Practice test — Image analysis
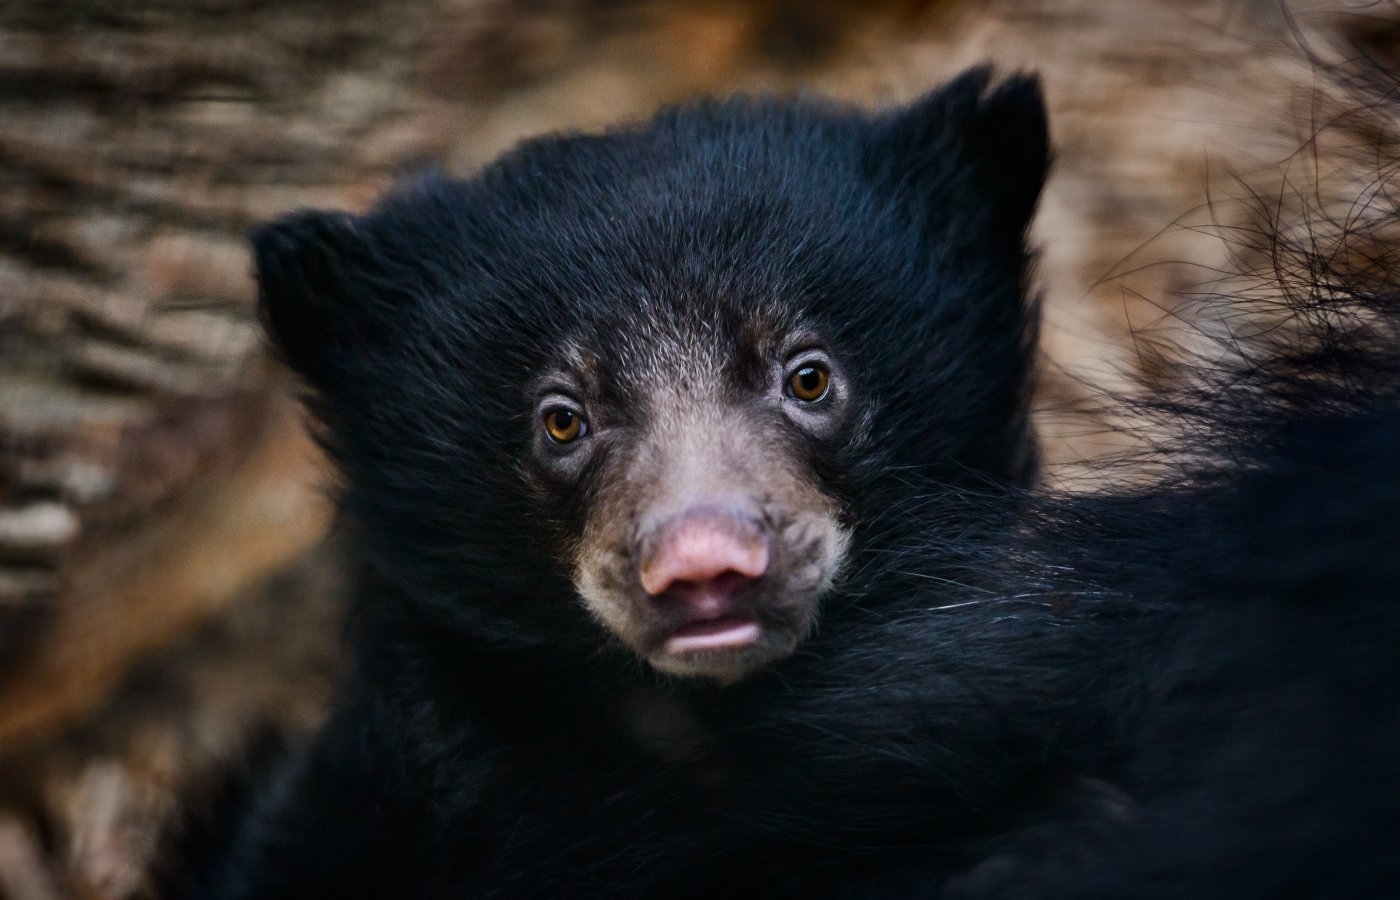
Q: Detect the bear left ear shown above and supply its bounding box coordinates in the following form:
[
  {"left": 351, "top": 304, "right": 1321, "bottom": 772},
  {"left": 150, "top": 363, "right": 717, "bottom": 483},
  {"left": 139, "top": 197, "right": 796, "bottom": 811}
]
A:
[
  {"left": 870, "top": 66, "right": 1050, "bottom": 239},
  {"left": 252, "top": 208, "right": 402, "bottom": 388}
]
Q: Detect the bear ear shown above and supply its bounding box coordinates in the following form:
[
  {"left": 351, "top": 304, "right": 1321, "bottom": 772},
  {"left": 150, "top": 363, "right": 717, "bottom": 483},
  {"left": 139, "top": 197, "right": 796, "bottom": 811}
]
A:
[
  {"left": 251, "top": 209, "right": 384, "bottom": 386},
  {"left": 871, "top": 66, "right": 1050, "bottom": 238}
]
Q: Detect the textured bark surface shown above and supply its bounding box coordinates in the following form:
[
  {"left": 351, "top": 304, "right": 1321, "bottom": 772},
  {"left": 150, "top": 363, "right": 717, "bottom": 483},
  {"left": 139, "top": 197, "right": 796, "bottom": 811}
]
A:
[
  {"left": 0, "top": 0, "right": 449, "bottom": 730},
  {"left": 0, "top": 2, "right": 447, "bottom": 894},
  {"left": 1, "top": 1, "right": 1397, "bottom": 896}
]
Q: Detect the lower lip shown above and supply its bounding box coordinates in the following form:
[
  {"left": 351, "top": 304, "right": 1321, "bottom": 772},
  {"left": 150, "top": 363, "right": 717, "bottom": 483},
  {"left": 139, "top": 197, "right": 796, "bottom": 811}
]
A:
[{"left": 663, "top": 616, "right": 762, "bottom": 655}]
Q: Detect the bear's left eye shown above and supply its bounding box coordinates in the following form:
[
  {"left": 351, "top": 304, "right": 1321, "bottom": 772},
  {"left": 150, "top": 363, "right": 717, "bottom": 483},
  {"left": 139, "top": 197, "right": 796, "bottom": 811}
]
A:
[
  {"left": 787, "top": 364, "right": 830, "bottom": 402},
  {"left": 543, "top": 408, "right": 586, "bottom": 443}
]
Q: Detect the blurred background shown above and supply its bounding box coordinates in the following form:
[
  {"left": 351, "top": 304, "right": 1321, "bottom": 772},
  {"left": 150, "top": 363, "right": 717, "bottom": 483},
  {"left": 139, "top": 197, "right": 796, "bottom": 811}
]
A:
[{"left": 1, "top": 1, "right": 1398, "bottom": 896}]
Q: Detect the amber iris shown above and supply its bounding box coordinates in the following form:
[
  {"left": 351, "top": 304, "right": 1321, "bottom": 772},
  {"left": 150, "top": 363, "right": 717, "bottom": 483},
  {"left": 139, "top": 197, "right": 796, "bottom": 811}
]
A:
[
  {"left": 544, "top": 408, "right": 584, "bottom": 443},
  {"left": 788, "top": 364, "right": 830, "bottom": 402}
]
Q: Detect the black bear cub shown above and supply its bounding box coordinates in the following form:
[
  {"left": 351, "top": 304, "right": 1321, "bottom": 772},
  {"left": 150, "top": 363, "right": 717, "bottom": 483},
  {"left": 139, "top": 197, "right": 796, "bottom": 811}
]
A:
[{"left": 174, "top": 67, "right": 1400, "bottom": 899}]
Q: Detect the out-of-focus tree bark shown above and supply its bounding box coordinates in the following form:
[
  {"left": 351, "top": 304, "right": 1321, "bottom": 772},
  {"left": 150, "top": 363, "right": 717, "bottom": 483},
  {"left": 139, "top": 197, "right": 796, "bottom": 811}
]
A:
[
  {"left": 0, "top": 2, "right": 453, "bottom": 894},
  {"left": 0, "top": 0, "right": 458, "bottom": 739}
]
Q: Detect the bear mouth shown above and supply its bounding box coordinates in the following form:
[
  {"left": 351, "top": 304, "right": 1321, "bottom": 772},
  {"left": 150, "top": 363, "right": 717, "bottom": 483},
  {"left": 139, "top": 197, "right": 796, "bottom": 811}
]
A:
[
  {"left": 647, "top": 576, "right": 769, "bottom": 659},
  {"left": 662, "top": 614, "right": 763, "bottom": 655},
  {"left": 636, "top": 594, "right": 811, "bottom": 682}
]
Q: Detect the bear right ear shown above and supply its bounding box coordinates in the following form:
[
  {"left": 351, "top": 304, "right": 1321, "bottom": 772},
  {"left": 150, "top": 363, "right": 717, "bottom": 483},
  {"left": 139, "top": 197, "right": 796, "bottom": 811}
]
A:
[
  {"left": 871, "top": 66, "right": 1050, "bottom": 241},
  {"left": 251, "top": 209, "right": 383, "bottom": 386}
]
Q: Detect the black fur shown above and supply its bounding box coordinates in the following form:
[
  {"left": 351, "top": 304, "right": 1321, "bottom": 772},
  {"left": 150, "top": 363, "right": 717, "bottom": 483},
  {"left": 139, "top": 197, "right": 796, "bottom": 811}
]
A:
[{"left": 169, "top": 67, "right": 1400, "bottom": 898}]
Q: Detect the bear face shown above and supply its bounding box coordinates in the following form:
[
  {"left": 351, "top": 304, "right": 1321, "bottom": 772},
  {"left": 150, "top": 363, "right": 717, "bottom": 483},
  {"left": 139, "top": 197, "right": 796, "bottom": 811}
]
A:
[{"left": 252, "top": 67, "right": 1048, "bottom": 682}]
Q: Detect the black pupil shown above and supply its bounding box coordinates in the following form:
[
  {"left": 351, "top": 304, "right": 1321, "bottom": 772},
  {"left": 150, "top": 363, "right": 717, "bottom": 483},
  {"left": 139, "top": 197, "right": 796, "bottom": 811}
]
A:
[
  {"left": 797, "top": 368, "right": 823, "bottom": 394},
  {"left": 552, "top": 410, "right": 574, "bottom": 431}
]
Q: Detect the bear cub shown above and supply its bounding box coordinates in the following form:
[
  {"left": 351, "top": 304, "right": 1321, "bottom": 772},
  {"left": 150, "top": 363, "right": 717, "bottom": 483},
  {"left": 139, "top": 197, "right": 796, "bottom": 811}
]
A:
[{"left": 173, "top": 67, "right": 1400, "bottom": 899}]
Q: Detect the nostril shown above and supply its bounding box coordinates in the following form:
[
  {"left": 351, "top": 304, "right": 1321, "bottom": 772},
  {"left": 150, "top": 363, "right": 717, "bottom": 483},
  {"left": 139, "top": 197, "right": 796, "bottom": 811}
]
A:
[
  {"left": 638, "top": 511, "right": 770, "bottom": 598},
  {"left": 640, "top": 544, "right": 769, "bottom": 598}
]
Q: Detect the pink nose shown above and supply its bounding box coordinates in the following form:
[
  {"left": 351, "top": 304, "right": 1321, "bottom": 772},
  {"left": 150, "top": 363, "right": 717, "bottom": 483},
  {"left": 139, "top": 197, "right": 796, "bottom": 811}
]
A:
[{"left": 639, "top": 508, "right": 769, "bottom": 604}]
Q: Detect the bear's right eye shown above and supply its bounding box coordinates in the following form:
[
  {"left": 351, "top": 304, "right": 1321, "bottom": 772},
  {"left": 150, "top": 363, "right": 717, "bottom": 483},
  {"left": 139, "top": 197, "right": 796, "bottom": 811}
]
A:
[
  {"left": 543, "top": 408, "right": 586, "bottom": 443},
  {"left": 787, "top": 364, "right": 831, "bottom": 403}
]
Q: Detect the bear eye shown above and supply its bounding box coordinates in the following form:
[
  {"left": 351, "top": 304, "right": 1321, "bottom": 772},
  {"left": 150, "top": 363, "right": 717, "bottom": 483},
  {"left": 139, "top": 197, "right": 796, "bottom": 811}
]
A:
[
  {"left": 787, "top": 364, "right": 830, "bottom": 402},
  {"left": 543, "top": 407, "right": 586, "bottom": 443}
]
